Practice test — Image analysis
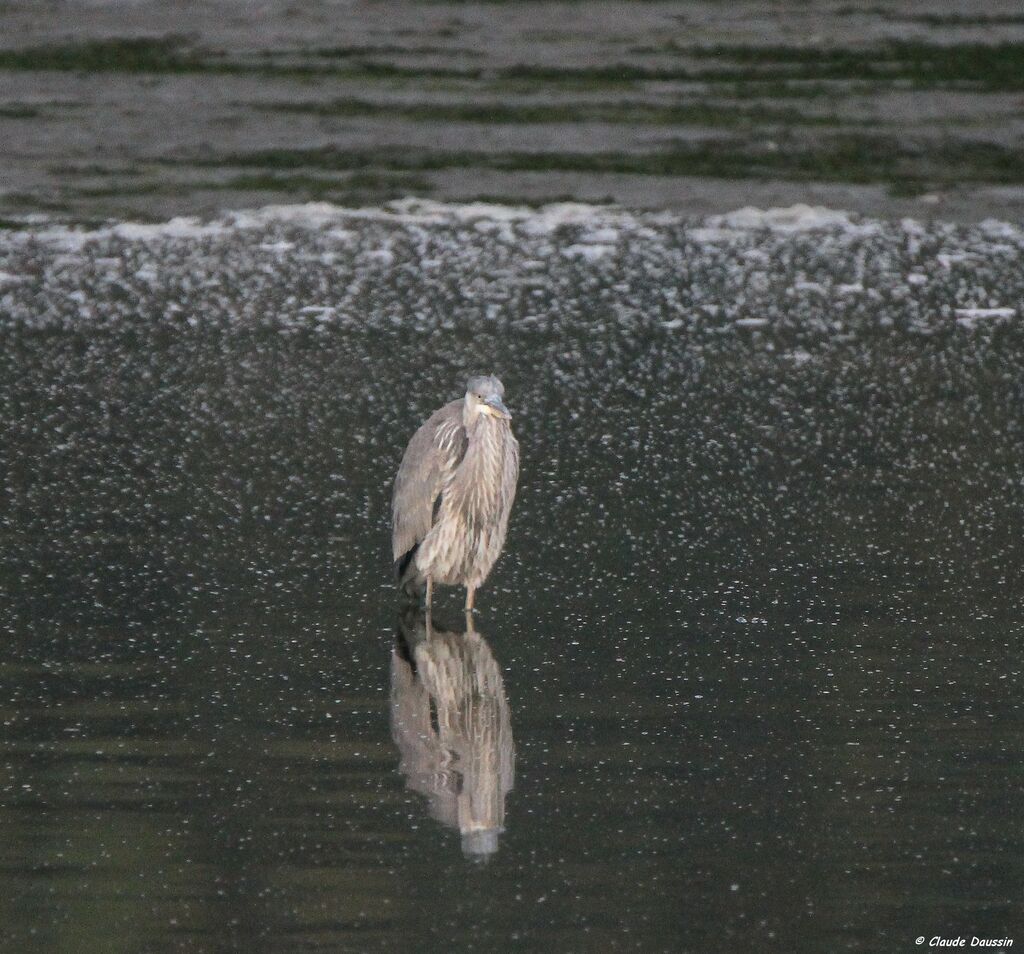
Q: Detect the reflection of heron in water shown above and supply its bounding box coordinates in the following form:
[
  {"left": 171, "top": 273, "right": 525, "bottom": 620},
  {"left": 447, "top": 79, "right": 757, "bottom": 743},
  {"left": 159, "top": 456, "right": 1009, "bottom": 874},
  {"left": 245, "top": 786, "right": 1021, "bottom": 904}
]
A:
[{"left": 390, "top": 606, "right": 514, "bottom": 857}]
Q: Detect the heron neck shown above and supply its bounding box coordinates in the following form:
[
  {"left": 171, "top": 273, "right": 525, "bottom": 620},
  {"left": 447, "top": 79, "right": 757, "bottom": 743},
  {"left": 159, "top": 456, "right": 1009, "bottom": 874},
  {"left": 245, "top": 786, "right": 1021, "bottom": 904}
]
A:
[
  {"left": 466, "top": 413, "right": 506, "bottom": 440},
  {"left": 464, "top": 415, "right": 508, "bottom": 470},
  {"left": 451, "top": 415, "right": 510, "bottom": 519}
]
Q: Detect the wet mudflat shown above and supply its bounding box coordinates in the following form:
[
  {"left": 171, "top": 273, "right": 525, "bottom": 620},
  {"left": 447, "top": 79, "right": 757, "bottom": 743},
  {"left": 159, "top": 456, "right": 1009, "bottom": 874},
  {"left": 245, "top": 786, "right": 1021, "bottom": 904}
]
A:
[
  {"left": 5, "top": 0, "right": 1024, "bottom": 221},
  {"left": 0, "top": 200, "right": 1022, "bottom": 952}
]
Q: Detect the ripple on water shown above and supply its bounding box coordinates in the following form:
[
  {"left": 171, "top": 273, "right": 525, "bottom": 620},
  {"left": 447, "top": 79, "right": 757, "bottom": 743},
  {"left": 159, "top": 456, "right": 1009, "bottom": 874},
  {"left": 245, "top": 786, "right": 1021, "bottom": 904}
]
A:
[{"left": 0, "top": 201, "right": 1021, "bottom": 952}]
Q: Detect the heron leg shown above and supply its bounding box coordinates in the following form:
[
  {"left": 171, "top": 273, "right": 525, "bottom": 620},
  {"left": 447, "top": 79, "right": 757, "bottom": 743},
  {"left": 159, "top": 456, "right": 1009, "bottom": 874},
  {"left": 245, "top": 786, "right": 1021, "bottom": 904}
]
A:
[
  {"left": 465, "top": 586, "right": 475, "bottom": 613},
  {"left": 425, "top": 576, "right": 433, "bottom": 611}
]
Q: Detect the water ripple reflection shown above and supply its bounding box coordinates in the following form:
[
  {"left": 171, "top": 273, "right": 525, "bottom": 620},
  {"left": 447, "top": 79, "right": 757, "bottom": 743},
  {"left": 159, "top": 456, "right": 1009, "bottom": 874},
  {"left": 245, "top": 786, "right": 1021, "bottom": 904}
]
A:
[
  {"left": 391, "top": 607, "right": 514, "bottom": 858},
  {"left": 2, "top": 202, "right": 1022, "bottom": 950}
]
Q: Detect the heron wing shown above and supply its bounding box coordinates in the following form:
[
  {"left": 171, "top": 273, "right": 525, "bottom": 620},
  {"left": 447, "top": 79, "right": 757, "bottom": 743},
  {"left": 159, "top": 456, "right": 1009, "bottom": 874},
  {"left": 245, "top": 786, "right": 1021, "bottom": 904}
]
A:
[
  {"left": 392, "top": 400, "right": 467, "bottom": 562},
  {"left": 501, "top": 432, "right": 520, "bottom": 523}
]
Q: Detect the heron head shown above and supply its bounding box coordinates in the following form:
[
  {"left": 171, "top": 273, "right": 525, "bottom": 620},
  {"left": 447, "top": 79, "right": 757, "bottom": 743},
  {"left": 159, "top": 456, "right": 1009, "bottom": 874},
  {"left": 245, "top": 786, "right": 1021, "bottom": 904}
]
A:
[{"left": 464, "top": 375, "right": 511, "bottom": 422}]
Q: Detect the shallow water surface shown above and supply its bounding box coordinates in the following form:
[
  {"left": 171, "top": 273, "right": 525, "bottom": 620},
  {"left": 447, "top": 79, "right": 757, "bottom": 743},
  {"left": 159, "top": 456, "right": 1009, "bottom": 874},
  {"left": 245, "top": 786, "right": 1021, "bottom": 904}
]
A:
[{"left": 0, "top": 202, "right": 1021, "bottom": 952}]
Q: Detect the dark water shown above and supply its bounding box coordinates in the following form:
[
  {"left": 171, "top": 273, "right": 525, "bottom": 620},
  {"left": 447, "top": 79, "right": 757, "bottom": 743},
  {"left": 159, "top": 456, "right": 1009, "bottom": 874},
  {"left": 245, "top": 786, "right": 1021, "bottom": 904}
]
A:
[{"left": 0, "top": 204, "right": 1021, "bottom": 952}]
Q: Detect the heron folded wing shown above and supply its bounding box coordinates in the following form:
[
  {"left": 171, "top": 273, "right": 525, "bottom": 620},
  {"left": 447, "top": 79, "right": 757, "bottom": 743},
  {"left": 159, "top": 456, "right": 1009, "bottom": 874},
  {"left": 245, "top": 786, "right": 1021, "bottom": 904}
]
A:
[
  {"left": 501, "top": 433, "right": 520, "bottom": 521},
  {"left": 392, "top": 400, "right": 468, "bottom": 562}
]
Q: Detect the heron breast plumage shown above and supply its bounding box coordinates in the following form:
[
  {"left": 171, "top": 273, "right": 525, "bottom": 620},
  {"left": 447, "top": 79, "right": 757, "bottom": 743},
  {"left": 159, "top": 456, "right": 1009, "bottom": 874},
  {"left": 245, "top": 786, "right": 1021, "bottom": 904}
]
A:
[{"left": 417, "top": 415, "right": 518, "bottom": 587}]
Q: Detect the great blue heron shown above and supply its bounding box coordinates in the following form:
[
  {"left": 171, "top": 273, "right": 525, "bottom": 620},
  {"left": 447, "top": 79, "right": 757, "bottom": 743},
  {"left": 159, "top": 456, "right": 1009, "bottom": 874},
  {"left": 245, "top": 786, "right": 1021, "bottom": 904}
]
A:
[
  {"left": 392, "top": 375, "right": 519, "bottom": 611},
  {"left": 390, "top": 606, "right": 514, "bottom": 857}
]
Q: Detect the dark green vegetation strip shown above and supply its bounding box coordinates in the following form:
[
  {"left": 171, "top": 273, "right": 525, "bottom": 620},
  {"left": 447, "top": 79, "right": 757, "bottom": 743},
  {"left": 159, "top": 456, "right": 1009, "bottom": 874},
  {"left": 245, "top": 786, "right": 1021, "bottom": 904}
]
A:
[
  {"left": 195, "top": 138, "right": 1024, "bottom": 193},
  {"left": 835, "top": 5, "right": 1024, "bottom": 23},
  {"left": 688, "top": 42, "right": 1024, "bottom": 90},
  {"left": 874, "top": 12, "right": 1024, "bottom": 26},
  {"left": 3, "top": 37, "right": 1024, "bottom": 91},
  {"left": 60, "top": 170, "right": 434, "bottom": 204},
  {"left": 0, "top": 104, "right": 41, "bottom": 118},
  {"left": 0, "top": 37, "right": 205, "bottom": 72},
  {"left": 262, "top": 97, "right": 857, "bottom": 127},
  {"left": 309, "top": 44, "right": 482, "bottom": 58},
  {"left": 221, "top": 171, "right": 433, "bottom": 197}
]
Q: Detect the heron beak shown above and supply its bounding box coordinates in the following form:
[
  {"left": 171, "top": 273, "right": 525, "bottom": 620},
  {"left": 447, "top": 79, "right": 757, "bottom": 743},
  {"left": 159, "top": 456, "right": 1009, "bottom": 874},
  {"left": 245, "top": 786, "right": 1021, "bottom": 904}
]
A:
[{"left": 482, "top": 395, "right": 512, "bottom": 420}]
